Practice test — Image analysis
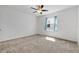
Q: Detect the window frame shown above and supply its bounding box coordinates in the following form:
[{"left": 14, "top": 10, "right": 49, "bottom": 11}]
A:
[{"left": 45, "top": 16, "right": 58, "bottom": 32}]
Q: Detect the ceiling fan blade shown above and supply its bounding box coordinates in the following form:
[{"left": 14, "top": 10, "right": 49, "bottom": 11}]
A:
[
  {"left": 41, "top": 5, "right": 44, "bottom": 9},
  {"left": 42, "top": 10, "right": 48, "bottom": 11},
  {"left": 31, "top": 7, "right": 37, "bottom": 10},
  {"left": 33, "top": 11, "right": 37, "bottom": 13}
]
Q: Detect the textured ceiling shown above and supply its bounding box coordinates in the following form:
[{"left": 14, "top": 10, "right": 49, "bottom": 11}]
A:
[{"left": 3, "top": 5, "right": 76, "bottom": 16}]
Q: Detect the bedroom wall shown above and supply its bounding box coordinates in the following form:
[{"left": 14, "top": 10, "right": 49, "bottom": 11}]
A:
[
  {"left": 77, "top": 6, "right": 79, "bottom": 45},
  {"left": 0, "top": 6, "right": 78, "bottom": 43},
  {"left": 0, "top": 6, "right": 37, "bottom": 41},
  {"left": 37, "top": 6, "right": 78, "bottom": 42}
]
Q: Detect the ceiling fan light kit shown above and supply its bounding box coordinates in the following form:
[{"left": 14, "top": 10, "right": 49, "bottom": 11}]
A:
[{"left": 31, "top": 5, "right": 48, "bottom": 14}]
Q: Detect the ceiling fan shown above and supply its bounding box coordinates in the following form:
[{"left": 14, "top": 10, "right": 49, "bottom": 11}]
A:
[{"left": 31, "top": 5, "right": 48, "bottom": 14}]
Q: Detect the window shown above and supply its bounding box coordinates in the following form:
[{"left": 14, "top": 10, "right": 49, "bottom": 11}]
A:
[{"left": 45, "top": 16, "right": 58, "bottom": 32}]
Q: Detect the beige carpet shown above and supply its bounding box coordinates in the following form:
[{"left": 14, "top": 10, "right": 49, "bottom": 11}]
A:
[{"left": 0, "top": 35, "right": 79, "bottom": 53}]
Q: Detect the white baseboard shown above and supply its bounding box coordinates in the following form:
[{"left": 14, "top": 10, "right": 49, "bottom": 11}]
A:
[
  {"left": 0, "top": 33, "right": 36, "bottom": 42},
  {"left": 37, "top": 34, "right": 77, "bottom": 43}
]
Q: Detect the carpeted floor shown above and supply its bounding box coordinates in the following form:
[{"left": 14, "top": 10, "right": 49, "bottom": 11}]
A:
[{"left": 0, "top": 35, "right": 79, "bottom": 53}]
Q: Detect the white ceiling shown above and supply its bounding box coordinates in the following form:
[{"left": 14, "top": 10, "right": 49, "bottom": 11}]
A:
[{"left": 4, "top": 5, "right": 76, "bottom": 16}]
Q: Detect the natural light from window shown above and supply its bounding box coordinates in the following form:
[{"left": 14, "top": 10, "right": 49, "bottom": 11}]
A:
[
  {"left": 45, "top": 16, "right": 58, "bottom": 32},
  {"left": 45, "top": 37, "right": 56, "bottom": 42}
]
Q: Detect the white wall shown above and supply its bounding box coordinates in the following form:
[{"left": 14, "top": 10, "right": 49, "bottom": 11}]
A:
[
  {"left": 0, "top": 6, "right": 37, "bottom": 41},
  {"left": 78, "top": 6, "right": 79, "bottom": 45},
  {"left": 0, "top": 6, "right": 78, "bottom": 42},
  {"left": 37, "top": 6, "right": 78, "bottom": 42}
]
